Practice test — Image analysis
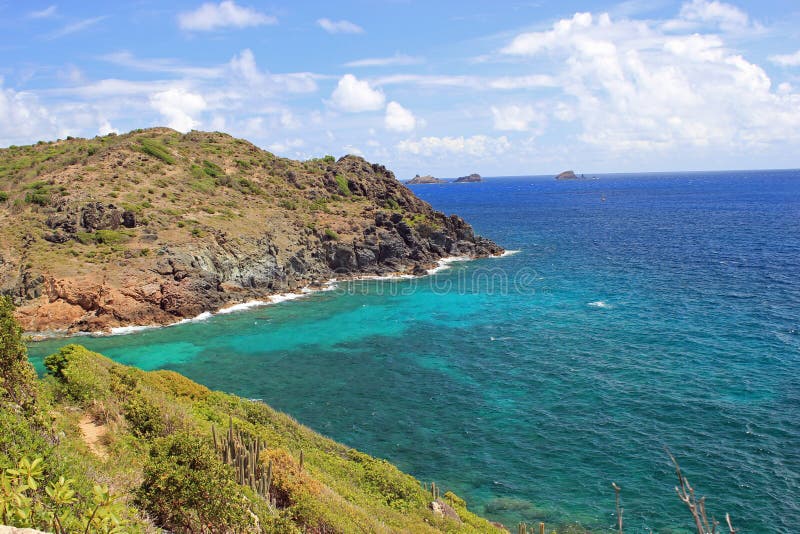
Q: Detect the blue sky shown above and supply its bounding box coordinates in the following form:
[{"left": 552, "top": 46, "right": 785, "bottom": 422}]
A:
[{"left": 1, "top": 0, "right": 799, "bottom": 177}]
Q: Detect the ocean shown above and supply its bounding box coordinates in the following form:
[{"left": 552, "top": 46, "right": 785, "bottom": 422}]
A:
[{"left": 28, "top": 170, "right": 800, "bottom": 532}]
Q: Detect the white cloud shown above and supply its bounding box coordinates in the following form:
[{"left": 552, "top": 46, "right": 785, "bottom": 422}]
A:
[
  {"left": 267, "top": 138, "right": 304, "bottom": 153},
  {"left": 330, "top": 74, "right": 385, "bottom": 112},
  {"left": 150, "top": 88, "right": 207, "bottom": 132},
  {"left": 677, "top": 0, "right": 750, "bottom": 32},
  {"left": 498, "top": 10, "right": 800, "bottom": 151},
  {"left": 317, "top": 18, "right": 364, "bottom": 34},
  {"left": 178, "top": 1, "right": 276, "bottom": 31},
  {"left": 29, "top": 5, "right": 57, "bottom": 19},
  {"left": 344, "top": 54, "right": 423, "bottom": 68},
  {"left": 385, "top": 101, "right": 417, "bottom": 132},
  {"left": 98, "top": 119, "right": 118, "bottom": 136},
  {"left": 45, "top": 16, "right": 108, "bottom": 40},
  {"left": 770, "top": 50, "right": 800, "bottom": 67},
  {"left": 100, "top": 51, "right": 223, "bottom": 78},
  {"left": 0, "top": 84, "right": 60, "bottom": 146},
  {"left": 227, "top": 49, "right": 319, "bottom": 94},
  {"left": 397, "top": 135, "right": 510, "bottom": 157},
  {"left": 491, "top": 105, "right": 544, "bottom": 132}
]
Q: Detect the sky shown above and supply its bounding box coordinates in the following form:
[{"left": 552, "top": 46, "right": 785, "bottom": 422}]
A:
[{"left": 1, "top": 0, "right": 799, "bottom": 178}]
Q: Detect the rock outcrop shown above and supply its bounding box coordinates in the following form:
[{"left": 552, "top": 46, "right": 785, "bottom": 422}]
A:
[
  {"left": 555, "top": 170, "right": 578, "bottom": 180},
  {"left": 454, "top": 173, "right": 482, "bottom": 183},
  {"left": 0, "top": 129, "right": 503, "bottom": 333},
  {"left": 407, "top": 174, "right": 447, "bottom": 184}
]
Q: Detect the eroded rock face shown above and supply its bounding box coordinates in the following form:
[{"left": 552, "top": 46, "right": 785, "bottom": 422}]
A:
[{"left": 1, "top": 135, "right": 503, "bottom": 333}]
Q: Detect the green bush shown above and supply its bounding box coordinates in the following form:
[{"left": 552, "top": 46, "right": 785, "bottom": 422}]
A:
[
  {"left": 0, "top": 191, "right": 8, "bottom": 202},
  {"left": 44, "top": 345, "right": 113, "bottom": 403},
  {"left": 200, "top": 160, "right": 224, "bottom": 179},
  {"left": 75, "top": 229, "right": 131, "bottom": 246},
  {"left": 0, "top": 456, "right": 126, "bottom": 533},
  {"left": 139, "top": 138, "right": 175, "bottom": 164},
  {"left": 0, "top": 296, "right": 39, "bottom": 411},
  {"left": 137, "top": 432, "right": 253, "bottom": 533},
  {"left": 123, "top": 395, "right": 165, "bottom": 438},
  {"left": 324, "top": 229, "right": 339, "bottom": 241},
  {"left": 335, "top": 174, "right": 351, "bottom": 196},
  {"left": 23, "top": 181, "right": 52, "bottom": 206}
]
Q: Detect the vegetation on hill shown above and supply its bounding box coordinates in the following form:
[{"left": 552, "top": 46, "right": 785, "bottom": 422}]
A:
[
  {"left": 0, "top": 128, "right": 501, "bottom": 333},
  {"left": 0, "top": 296, "right": 502, "bottom": 532}
]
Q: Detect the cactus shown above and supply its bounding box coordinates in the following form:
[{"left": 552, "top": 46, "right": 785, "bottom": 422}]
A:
[{"left": 212, "top": 418, "right": 271, "bottom": 499}]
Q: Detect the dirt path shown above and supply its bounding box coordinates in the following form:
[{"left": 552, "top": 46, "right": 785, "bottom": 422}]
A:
[{"left": 78, "top": 415, "right": 109, "bottom": 460}]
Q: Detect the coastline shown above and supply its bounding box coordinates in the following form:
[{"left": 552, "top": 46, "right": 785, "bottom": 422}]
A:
[{"left": 27, "top": 250, "right": 520, "bottom": 341}]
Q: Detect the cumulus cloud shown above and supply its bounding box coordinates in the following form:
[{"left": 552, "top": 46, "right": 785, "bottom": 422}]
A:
[
  {"left": 384, "top": 101, "right": 417, "bottom": 132},
  {"left": 397, "top": 135, "right": 510, "bottom": 157},
  {"left": 228, "top": 49, "right": 319, "bottom": 94},
  {"left": 677, "top": 0, "right": 750, "bottom": 32},
  {"left": 330, "top": 74, "right": 385, "bottom": 112},
  {"left": 499, "top": 10, "right": 800, "bottom": 151},
  {"left": 317, "top": 18, "right": 364, "bottom": 34},
  {"left": 0, "top": 84, "right": 60, "bottom": 146},
  {"left": 98, "top": 119, "right": 118, "bottom": 136},
  {"left": 150, "top": 88, "right": 207, "bottom": 132},
  {"left": 491, "top": 105, "right": 544, "bottom": 132},
  {"left": 178, "top": 1, "right": 276, "bottom": 31},
  {"left": 770, "top": 50, "right": 800, "bottom": 67}
]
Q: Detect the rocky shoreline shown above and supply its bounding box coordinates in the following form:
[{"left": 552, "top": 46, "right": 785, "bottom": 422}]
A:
[{"left": 1, "top": 129, "right": 503, "bottom": 334}]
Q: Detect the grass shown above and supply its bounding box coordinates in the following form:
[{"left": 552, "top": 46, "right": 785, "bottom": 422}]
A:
[
  {"left": 139, "top": 138, "right": 176, "bottom": 164},
  {"left": 0, "top": 338, "right": 501, "bottom": 533}
]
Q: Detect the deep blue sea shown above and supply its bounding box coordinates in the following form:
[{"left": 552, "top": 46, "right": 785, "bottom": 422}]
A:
[{"left": 29, "top": 170, "right": 800, "bottom": 532}]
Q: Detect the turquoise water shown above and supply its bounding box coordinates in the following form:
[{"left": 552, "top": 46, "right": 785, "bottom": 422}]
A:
[{"left": 29, "top": 171, "right": 800, "bottom": 532}]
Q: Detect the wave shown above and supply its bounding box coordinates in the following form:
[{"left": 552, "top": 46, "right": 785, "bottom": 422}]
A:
[
  {"left": 427, "top": 256, "right": 471, "bottom": 275},
  {"left": 587, "top": 300, "right": 613, "bottom": 309},
  {"left": 72, "top": 255, "right": 490, "bottom": 339}
]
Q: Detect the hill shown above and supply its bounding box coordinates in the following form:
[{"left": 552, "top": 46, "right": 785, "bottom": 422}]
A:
[
  {"left": 0, "top": 129, "right": 502, "bottom": 333},
  {"left": 0, "top": 297, "right": 504, "bottom": 533}
]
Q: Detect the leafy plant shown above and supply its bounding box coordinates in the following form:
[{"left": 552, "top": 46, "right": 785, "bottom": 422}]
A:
[
  {"left": 0, "top": 457, "right": 126, "bottom": 534},
  {"left": 137, "top": 432, "right": 253, "bottom": 533}
]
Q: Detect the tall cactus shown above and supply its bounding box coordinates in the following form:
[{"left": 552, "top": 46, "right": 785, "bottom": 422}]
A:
[{"left": 212, "top": 417, "right": 271, "bottom": 500}]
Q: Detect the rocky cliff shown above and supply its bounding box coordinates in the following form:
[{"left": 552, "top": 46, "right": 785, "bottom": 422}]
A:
[{"left": 0, "top": 128, "right": 502, "bottom": 333}]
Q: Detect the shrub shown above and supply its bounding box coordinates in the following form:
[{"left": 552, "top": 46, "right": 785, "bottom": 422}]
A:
[
  {"left": 324, "top": 229, "right": 339, "bottom": 241},
  {"left": 200, "top": 160, "right": 224, "bottom": 179},
  {"left": 0, "top": 456, "right": 126, "bottom": 533},
  {"left": 139, "top": 138, "right": 175, "bottom": 164},
  {"left": 75, "top": 229, "right": 131, "bottom": 246},
  {"left": 137, "top": 432, "right": 252, "bottom": 533},
  {"left": 335, "top": 174, "right": 351, "bottom": 196},
  {"left": 322, "top": 155, "right": 336, "bottom": 163},
  {"left": 0, "top": 191, "right": 8, "bottom": 202},
  {"left": 123, "top": 394, "right": 165, "bottom": 438},
  {"left": 44, "top": 345, "right": 113, "bottom": 403},
  {"left": 0, "top": 296, "right": 38, "bottom": 411},
  {"left": 23, "top": 181, "right": 52, "bottom": 206}
]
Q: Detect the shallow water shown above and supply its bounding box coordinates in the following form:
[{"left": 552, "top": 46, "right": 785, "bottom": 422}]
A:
[{"left": 29, "top": 170, "right": 800, "bottom": 532}]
